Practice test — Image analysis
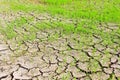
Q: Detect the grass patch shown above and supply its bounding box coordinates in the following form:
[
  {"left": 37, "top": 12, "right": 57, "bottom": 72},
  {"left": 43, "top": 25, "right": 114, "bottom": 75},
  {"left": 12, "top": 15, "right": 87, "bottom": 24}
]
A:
[
  {"left": 1, "top": 0, "right": 120, "bottom": 23},
  {"left": 0, "top": 0, "right": 120, "bottom": 45}
]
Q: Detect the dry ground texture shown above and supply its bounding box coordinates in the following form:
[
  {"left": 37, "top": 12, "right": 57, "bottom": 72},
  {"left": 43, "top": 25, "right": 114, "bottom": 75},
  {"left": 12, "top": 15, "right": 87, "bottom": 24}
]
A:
[{"left": 0, "top": 0, "right": 120, "bottom": 80}]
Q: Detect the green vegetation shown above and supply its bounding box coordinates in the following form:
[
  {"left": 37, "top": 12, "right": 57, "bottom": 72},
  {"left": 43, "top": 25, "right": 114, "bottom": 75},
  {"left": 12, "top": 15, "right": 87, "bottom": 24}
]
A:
[
  {"left": 0, "top": 0, "right": 120, "bottom": 44},
  {"left": 1, "top": 0, "right": 120, "bottom": 22}
]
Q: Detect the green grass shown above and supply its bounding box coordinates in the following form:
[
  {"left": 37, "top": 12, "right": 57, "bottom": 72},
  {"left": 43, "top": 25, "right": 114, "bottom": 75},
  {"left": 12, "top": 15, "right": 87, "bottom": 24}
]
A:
[
  {"left": 1, "top": 0, "right": 120, "bottom": 23},
  {"left": 0, "top": 0, "right": 120, "bottom": 44}
]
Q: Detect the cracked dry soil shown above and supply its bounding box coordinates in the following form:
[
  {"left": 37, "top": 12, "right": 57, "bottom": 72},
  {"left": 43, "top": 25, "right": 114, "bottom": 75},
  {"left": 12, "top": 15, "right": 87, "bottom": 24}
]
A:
[{"left": 0, "top": 12, "right": 120, "bottom": 80}]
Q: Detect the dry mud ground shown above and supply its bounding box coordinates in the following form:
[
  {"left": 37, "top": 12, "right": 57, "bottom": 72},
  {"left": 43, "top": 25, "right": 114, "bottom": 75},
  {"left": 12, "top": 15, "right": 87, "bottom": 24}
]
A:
[{"left": 0, "top": 12, "right": 120, "bottom": 80}]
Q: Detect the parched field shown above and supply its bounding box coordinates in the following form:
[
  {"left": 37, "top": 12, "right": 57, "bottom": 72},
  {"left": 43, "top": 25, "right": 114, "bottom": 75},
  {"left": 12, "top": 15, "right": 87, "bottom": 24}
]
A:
[{"left": 0, "top": 0, "right": 120, "bottom": 80}]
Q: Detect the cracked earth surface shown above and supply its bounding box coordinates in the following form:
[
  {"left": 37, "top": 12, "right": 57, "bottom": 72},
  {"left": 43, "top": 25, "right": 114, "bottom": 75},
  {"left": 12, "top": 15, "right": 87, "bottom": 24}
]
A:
[{"left": 0, "top": 12, "right": 120, "bottom": 80}]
